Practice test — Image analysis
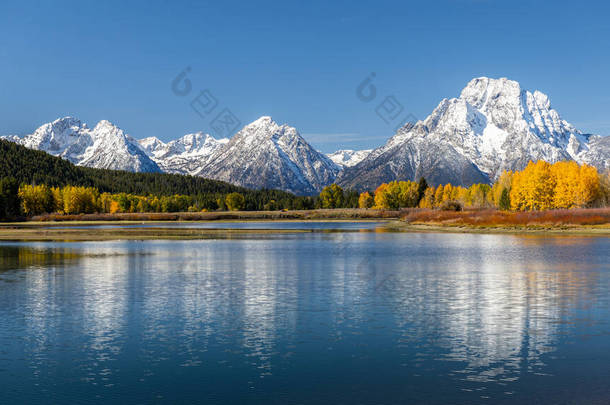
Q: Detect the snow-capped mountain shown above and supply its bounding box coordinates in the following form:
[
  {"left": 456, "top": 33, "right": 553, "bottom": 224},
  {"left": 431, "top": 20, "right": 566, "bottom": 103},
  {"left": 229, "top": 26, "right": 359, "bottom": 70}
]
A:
[
  {"left": 3, "top": 117, "right": 160, "bottom": 172},
  {"left": 3, "top": 78, "right": 607, "bottom": 194},
  {"left": 197, "top": 116, "right": 340, "bottom": 195},
  {"left": 338, "top": 77, "right": 609, "bottom": 190},
  {"left": 139, "top": 132, "right": 229, "bottom": 175},
  {"left": 327, "top": 149, "right": 372, "bottom": 168}
]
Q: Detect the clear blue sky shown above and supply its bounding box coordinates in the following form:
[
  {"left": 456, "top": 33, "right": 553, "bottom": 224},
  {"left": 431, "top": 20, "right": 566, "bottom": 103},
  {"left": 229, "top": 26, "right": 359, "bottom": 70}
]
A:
[{"left": 1, "top": 0, "right": 609, "bottom": 152}]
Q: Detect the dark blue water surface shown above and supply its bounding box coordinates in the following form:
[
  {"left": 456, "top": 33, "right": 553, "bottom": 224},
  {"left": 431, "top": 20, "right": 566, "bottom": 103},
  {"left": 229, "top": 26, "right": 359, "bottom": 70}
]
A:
[{"left": 1, "top": 225, "right": 609, "bottom": 404}]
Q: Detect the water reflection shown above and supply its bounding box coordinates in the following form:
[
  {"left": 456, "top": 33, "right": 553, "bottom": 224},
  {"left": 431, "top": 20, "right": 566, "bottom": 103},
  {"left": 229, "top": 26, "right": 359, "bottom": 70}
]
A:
[{"left": 0, "top": 232, "right": 609, "bottom": 403}]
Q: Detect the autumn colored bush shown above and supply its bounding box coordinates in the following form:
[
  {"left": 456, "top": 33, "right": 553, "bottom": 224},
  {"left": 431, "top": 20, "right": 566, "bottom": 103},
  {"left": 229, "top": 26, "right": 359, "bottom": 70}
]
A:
[
  {"left": 439, "top": 200, "right": 463, "bottom": 211},
  {"left": 401, "top": 208, "right": 610, "bottom": 227}
]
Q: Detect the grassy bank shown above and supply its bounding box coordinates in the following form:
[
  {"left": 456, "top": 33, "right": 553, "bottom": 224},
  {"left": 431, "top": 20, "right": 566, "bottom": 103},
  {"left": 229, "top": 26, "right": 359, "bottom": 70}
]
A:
[
  {"left": 28, "top": 209, "right": 401, "bottom": 222},
  {"left": 0, "top": 208, "right": 608, "bottom": 241},
  {"left": 0, "top": 226, "right": 322, "bottom": 241},
  {"left": 398, "top": 207, "right": 610, "bottom": 232}
]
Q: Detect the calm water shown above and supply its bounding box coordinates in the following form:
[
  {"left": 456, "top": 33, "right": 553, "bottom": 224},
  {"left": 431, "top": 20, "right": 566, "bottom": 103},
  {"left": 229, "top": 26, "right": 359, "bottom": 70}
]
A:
[{"left": 1, "top": 223, "right": 609, "bottom": 404}]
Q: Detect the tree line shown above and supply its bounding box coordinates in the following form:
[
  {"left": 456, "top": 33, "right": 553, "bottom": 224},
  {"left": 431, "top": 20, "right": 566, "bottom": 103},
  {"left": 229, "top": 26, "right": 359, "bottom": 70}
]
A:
[
  {"left": 2, "top": 138, "right": 609, "bottom": 219},
  {"left": 349, "top": 161, "right": 610, "bottom": 211},
  {"left": 0, "top": 182, "right": 323, "bottom": 219},
  {"left": 0, "top": 139, "right": 318, "bottom": 219}
]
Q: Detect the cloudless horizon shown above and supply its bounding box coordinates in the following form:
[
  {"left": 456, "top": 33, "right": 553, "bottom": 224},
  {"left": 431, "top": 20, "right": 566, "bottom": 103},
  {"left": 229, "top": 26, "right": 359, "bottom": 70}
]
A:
[{"left": 1, "top": 0, "right": 609, "bottom": 152}]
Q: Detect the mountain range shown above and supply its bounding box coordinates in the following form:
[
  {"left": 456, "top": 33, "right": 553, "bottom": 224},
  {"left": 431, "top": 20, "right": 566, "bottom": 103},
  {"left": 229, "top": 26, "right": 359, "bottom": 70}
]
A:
[
  {"left": 3, "top": 77, "right": 608, "bottom": 195},
  {"left": 2, "top": 117, "right": 160, "bottom": 173},
  {"left": 338, "top": 77, "right": 609, "bottom": 190}
]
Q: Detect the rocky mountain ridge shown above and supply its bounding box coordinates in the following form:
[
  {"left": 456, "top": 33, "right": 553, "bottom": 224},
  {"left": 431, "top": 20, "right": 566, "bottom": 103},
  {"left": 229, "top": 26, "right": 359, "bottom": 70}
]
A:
[{"left": 3, "top": 77, "right": 608, "bottom": 194}]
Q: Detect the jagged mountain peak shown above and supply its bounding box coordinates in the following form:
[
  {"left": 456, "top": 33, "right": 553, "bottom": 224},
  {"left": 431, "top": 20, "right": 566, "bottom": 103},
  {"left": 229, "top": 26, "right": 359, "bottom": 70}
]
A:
[
  {"left": 4, "top": 117, "right": 160, "bottom": 173},
  {"left": 244, "top": 115, "right": 277, "bottom": 131},
  {"left": 4, "top": 78, "right": 607, "bottom": 194},
  {"left": 327, "top": 149, "right": 372, "bottom": 168},
  {"left": 251, "top": 115, "right": 274, "bottom": 124},
  {"left": 197, "top": 117, "right": 340, "bottom": 195},
  {"left": 38, "top": 116, "right": 85, "bottom": 130},
  {"left": 24, "top": 116, "right": 89, "bottom": 152},
  {"left": 460, "top": 77, "right": 522, "bottom": 108},
  {"left": 48, "top": 116, "right": 86, "bottom": 128},
  {"left": 178, "top": 132, "right": 226, "bottom": 152},
  {"left": 139, "top": 136, "right": 165, "bottom": 152},
  {"left": 457, "top": 77, "right": 572, "bottom": 141},
  {"left": 338, "top": 76, "right": 608, "bottom": 191},
  {"left": 236, "top": 116, "right": 287, "bottom": 140},
  {"left": 93, "top": 119, "right": 120, "bottom": 131},
  {"left": 139, "top": 131, "right": 229, "bottom": 176}
]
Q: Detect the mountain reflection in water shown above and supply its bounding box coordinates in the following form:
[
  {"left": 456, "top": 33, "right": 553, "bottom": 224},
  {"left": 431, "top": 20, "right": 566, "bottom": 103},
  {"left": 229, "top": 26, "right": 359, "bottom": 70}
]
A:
[{"left": 0, "top": 231, "right": 608, "bottom": 404}]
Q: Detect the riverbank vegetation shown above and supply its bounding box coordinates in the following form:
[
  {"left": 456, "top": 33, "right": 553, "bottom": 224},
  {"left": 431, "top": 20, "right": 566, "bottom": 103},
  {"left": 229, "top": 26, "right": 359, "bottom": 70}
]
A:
[
  {"left": 361, "top": 161, "right": 610, "bottom": 212},
  {"left": 399, "top": 207, "right": 610, "bottom": 229},
  {"left": 2, "top": 137, "right": 608, "bottom": 225}
]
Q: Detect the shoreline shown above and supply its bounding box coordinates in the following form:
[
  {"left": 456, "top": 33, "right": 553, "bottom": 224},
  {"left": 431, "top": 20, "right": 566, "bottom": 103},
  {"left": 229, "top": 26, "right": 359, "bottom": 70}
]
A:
[
  {"left": 390, "top": 223, "right": 610, "bottom": 236},
  {"left": 25, "top": 209, "right": 401, "bottom": 223},
  {"left": 0, "top": 219, "right": 608, "bottom": 241},
  {"left": 0, "top": 208, "right": 608, "bottom": 240}
]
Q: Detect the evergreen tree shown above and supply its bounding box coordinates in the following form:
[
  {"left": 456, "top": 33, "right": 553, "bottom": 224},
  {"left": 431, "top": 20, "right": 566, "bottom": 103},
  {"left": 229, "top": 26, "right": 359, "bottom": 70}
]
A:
[
  {"left": 417, "top": 177, "right": 428, "bottom": 205},
  {"left": 0, "top": 177, "right": 20, "bottom": 219},
  {"left": 499, "top": 188, "right": 511, "bottom": 210}
]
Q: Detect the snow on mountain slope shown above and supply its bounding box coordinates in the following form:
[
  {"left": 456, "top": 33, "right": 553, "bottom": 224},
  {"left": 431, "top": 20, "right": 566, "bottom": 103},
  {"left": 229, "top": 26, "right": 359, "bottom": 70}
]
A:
[
  {"left": 197, "top": 116, "right": 340, "bottom": 195},
  {"left": 80, "top": 120, "right": 160, "bottom": 172},
  {"left": 139, "top": 136, "right": 166, "bottom": 155},
  {"left": 338, "top": 77, "right": 608, "bottom": 190},
  {"left": 578, "top": 135, "right": 610, "bottom": 171},
  {"left": 139, "top": 132, "right": 229, "bottom": 175},
  {"left": 3, "top": 78, "right": 607, "bottom": 194},
  {"left": 3, "top": 117, "right": 160, "bottom": 172},
  {"left": 327, "top": 149, "right": 372, "bottom": 167}
]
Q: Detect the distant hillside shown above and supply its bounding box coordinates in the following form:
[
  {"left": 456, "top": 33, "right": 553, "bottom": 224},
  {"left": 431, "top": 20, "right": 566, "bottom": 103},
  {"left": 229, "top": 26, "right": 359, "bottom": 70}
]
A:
[{"left": 0, "top": 139, "right": 298, "bottom": 200}]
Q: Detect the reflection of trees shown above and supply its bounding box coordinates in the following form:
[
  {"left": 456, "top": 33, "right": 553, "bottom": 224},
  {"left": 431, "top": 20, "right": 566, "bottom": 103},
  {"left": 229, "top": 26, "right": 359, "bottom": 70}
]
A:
[
  {"left": 5, "top": 243, "right": 132, "bottom": 384},
  {"left": 2, "top": 232, "right": 603, "bottom": 393},
  {"left": 380, "top": 234, "right": 600, "bottom": 384},
  {"left": 0, "top": 245, "right": 79, "bottom": 272},
  {"left": 133, "top": 240, "right": 300, "bottom": 377},
  {"left": 79, "top": 247, "right": 130, "bottom": 356}
]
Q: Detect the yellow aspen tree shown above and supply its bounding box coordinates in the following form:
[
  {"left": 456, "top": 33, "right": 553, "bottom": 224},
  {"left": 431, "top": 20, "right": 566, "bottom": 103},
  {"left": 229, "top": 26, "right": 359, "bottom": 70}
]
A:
[
  {"left": 358, "top": 192, "right": 374, "bottom": 208},
  {"left": 398, "top": 181, "right": 419, "bottom": 207},
  {"left": 576, "top": 164, "right": 601, "bottom": 207},
  {"left": 491, "top": 170, "right": 513, "bottom": 207},
  {"left": 552, "top": 161, "right": 580, "bottom": 208},
  {"left": 109, "top": 200, "right": 120, "bottom": 214},
  {"left": 442, "top": 184, "right": 453, "bottom": 203},
  {"left": 419, "top": 187, "right": 435, "bottom": 208},
  {"left": 51, "top": 187, "right": 64, "bottom": 213},
  {"left": 384, "top": 181, "right": 402, "bottom": 209},
  {"left": 522, "top": 161, "right": 555, "bottom": 210},
  {"left": 434, "top": 185, "right": 444, "bottom": 207},
  {"left": 450, "top": 185, "right": 461, "bottom": 201},
  {"left": 456, "top": 187, "right": 469, "bottom": 207},
  {"left": 373, "top": 183, "right": 390, "bottom": 209},
  {"left": 510, "top": 169, "right": 527, "bottom": 210}
]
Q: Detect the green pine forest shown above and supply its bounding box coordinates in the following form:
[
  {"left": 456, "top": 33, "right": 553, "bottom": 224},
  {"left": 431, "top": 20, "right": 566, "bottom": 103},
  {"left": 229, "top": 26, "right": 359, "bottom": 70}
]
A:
[{"left": 0, "top": 139, "right": 327, "bottom": 219}]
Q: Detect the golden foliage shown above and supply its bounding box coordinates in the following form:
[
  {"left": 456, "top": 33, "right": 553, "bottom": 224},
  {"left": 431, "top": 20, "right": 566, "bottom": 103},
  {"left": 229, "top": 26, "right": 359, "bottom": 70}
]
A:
[
  {"left": 19, "top": 184, "right": 54, "bottom": 215},
  {"left": 369, "top": 160, "right": 603, "bottom": 212},
  {"left": 319, "top": 184, "right": 344, "bottom": 209},
  {"left": 358, "top": 192, "right": 374, "bottom": 209},
  {"left": 373, "top": 181, "right": 420, "bottom": 209},
  {"left": 509, "top": 160, "right": 601, "bottom": 211}
]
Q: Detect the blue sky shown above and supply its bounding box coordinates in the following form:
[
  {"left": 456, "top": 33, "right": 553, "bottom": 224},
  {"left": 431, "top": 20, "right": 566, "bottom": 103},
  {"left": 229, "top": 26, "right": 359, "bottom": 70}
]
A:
[{"left": 1, "top": 0, "right": 609, "bottom": 152}]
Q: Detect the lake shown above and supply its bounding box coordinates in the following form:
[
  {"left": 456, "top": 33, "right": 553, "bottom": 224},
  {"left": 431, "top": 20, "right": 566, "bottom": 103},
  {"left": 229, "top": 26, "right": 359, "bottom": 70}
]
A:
[{"left": 1, "top": 222, "right": 609, "bottom": 404}]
